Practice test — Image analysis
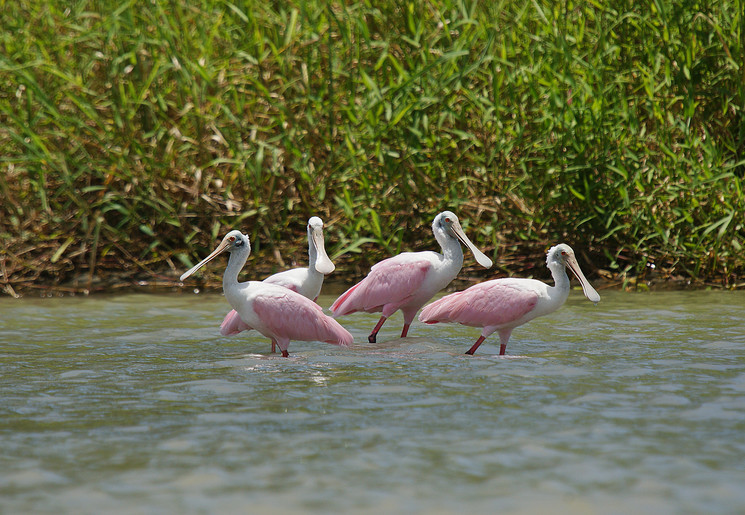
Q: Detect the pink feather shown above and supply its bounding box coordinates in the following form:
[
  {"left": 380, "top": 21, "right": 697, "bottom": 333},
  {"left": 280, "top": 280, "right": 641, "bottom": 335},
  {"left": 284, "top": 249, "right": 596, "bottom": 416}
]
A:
[
  {"left": 220, "top": 309, "right": 252, "bottom": 336},
  {"left": 420, "top": 280, "right": 538, "bottom": 329},
  {"left": 254, "top": 292, "right": 353, "bottom": 347},
  {"left": 331, "top": 258, "right": 431, "bottom": 317}
]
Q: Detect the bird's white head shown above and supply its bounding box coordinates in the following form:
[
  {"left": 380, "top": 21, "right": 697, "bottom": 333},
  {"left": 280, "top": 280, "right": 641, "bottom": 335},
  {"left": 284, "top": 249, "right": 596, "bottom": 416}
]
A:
[
  {"left": 307, "top": 216, "right": 334, "bottom": 275},
  {"left": 434, "top": 211, "right": 493, "bottom": 268},
  {"left": 547, "top": 243, "right": 600, "bottom": 304},
  {"left": 308, "top": 216, "right": 323, "bottom": 229},
  {"left": 180, "top": 230, "right": 250, "bottom": 281}
]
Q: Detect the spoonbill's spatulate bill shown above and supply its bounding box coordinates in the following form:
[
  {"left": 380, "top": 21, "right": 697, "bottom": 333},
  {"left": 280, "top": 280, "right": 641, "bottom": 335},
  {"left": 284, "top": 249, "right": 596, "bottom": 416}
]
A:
[
  {"left": 419, "top": 243, "right": 600, "bottom": 356},
  {"left": 180, "top": 230, "right": 352, "bottom": 357},
  {"left": 331, "top": 211, "right": 493, "bottom": 343},
  {"left": 220, "top": 217, "right": 335, "bottom": 351}
]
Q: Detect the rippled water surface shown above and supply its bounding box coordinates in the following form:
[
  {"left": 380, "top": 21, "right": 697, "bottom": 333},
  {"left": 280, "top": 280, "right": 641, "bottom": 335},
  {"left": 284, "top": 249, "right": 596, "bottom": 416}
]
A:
[{"left": 2, "top": 290, "right": 745, "bottom": 514}]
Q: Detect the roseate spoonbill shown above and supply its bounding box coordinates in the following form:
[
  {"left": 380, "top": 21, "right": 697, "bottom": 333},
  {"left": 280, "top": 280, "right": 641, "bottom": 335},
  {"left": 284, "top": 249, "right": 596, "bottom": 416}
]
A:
[
  {"left": 418, "top": 243, "right": 600, "bottom": 356},
  {"left": 180, "top": 230, "right": 352, "bottom": 357},
  {"left": 331, "top": 211, "right": 493, "bottom": 343},
  {"left": 220, "top": 217, "right": 334, "bottom": 350}
]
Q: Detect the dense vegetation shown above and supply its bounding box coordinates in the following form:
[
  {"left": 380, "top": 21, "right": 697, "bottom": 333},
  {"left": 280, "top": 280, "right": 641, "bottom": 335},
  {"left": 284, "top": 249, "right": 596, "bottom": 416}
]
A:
[{"left": 1, "top": 0, "right": 744, "bottom": 296}]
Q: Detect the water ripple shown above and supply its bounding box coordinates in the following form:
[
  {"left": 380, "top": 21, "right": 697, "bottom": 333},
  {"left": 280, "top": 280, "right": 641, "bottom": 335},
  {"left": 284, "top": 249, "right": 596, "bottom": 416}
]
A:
[{"left": 1, "top": 291, "right": 745, "bottom": 514}]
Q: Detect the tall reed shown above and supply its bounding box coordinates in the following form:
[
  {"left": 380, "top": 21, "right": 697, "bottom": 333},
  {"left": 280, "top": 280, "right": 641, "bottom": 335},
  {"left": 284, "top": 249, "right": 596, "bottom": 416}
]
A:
[{"left": 1, "top": 0, "right": 743, "bottom": 292}]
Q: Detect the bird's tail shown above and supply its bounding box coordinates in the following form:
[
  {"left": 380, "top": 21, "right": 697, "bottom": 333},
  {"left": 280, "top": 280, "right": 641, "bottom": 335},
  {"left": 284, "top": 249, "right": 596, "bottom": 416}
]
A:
[
  {"left": 220, "top": 309, "right": 251, "bottom": 336},
  {"left": 418, "top": 293, "right": 463, "bottom": 324},
  {"left": 330, "top": 282, "right": 363, "bottom": 316},
  {"left": 321, "top": 316, "right": 354, "bottom": 346}
]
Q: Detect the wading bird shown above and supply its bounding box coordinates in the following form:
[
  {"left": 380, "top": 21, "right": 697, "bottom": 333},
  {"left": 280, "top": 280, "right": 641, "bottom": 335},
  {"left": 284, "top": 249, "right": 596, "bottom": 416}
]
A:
[
  {"left": 419, "top": 243, "right": 600, "bottom": 355},
  {"left": 220, "top": 217, "right": 335, "bottom": 351},
  {"left": 331, "top": 211, "right": 493, "bottom": 343},
  {"left": 180, "top": 230, "right": 352, "bottom": 357}
]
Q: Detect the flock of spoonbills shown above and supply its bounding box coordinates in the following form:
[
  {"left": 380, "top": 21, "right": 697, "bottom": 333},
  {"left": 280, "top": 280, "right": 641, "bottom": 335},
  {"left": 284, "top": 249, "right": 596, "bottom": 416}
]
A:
[{"left": 180, "top": 211, "right": 600, "bottom": 357}]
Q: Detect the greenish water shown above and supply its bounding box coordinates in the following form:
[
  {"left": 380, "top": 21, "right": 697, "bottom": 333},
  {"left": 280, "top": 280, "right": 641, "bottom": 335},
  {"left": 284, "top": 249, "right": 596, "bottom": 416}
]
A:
[{"left": 1, "top": 291, "right": 744, "bottom": 514}]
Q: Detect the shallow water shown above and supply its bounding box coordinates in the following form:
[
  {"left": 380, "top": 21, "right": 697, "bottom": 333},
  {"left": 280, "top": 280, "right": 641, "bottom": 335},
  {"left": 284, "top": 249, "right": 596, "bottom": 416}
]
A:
[{"left": 1, "top": 290, "right": 744, "bottom": 514}]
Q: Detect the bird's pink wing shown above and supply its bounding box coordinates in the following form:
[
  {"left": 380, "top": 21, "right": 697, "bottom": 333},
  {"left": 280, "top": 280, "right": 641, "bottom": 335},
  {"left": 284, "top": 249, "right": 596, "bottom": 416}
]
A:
[
  {"left": 331, "top": 257, "right": 431, "bottom": 316},
  {"left": 254, "top": 291, "right": 353, "bottom": 346},
  {"left": 420, "top": 280, "right": 538, "bottom": 328},
  {"left": 220, "top": 309, "right": 252, "bottom": 336}
]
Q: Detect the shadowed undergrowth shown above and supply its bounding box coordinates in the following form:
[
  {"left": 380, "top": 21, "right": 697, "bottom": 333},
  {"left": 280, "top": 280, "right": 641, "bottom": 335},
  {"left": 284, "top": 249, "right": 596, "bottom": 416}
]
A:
[{"left": 1, "top": 0, "right": 744, "bottom": 295}]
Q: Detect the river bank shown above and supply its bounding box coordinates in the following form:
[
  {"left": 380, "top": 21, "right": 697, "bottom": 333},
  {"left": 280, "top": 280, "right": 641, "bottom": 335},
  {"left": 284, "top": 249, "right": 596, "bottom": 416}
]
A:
[{"left": 4, "top": 258, "right": 739, "bottom": 299}]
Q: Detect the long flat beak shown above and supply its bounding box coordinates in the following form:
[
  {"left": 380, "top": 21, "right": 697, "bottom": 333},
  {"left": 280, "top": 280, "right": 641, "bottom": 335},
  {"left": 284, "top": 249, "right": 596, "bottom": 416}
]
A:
[
  {"left": 311, "top": 227, "right": 335, "bottom": 275},
  {"left": 451, "top": 220, "right": 493, "bottom": 268},
  {"left": 180, "top": 239, "right": 231, "bottom": 281},
  {"left": 565, "top": 254, "right": 601, "bottom": 304}
]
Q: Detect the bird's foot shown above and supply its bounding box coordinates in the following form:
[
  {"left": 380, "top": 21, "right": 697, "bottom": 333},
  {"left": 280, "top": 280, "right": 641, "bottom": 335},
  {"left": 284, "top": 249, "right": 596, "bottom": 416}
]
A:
[
  {"left": 368, "top": 317, "right": 386, "bottom": 343},
  {"left": 281, "top": 350, "right": 289, "bottom": 358},
  {"left": 400, "top": 324, "right": 410, "bottom": 338},
  {"left": 465, "top": 335, "right": 487, "bottom": 355}
]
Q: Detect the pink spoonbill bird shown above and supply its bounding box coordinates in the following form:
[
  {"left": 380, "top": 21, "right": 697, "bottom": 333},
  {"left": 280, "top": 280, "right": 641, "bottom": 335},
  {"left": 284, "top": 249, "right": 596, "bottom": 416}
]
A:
[
  {"left": 331, "top": 211, "right": 493, "bottom": 343},
  {"left": 180, "top": 230, "right": 352, "bottom": 357},
  {"left": 220, "top": 217, "right": 335, "bottom": 350},
  {"left": 419, "top": 243, "right": 600, "bottom": 356}
]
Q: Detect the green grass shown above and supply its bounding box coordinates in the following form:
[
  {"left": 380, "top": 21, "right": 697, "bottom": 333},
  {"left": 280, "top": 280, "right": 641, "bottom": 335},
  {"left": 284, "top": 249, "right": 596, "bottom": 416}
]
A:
[{"left": 1, "top": 0, "right": 744, "bottom": 294}]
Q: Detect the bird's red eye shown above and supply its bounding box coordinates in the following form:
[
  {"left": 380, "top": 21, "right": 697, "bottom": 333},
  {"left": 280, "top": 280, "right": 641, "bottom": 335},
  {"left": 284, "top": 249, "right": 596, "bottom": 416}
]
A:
[
  {"left": 229, "top": 236, "right": 235, "bottom": 242},
  {"left": 445, "top": 217, "right": 451, "bottom": 223},
  {"left": 561, "top": 251, "right": 567, "bottom": 255}
]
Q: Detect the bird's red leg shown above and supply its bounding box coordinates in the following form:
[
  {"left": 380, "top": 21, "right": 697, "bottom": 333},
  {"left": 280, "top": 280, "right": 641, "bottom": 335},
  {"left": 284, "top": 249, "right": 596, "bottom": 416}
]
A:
[
  {"left": 368, "top": 316, "right": 387, "bottom": 343},
  {"left": 497, "top": 329, "right": 511, "bottom": 356},
  {"left": 281, "top": 349, "right": 289, "bottom": 358},
  {"left": 400, "top": 323, "right": 410, "bottom": 338},
  {"left": 271, "top": 339, "right": 277, "bottom": 353},
  {"left": 465, "top": 335, "right": 487, "bottom": 355}
]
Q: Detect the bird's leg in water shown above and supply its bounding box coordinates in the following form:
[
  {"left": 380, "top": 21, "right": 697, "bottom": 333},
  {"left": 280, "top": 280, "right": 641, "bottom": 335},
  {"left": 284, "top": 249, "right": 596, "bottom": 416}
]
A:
[
  {"left": 466, "top": 330, "right": 510, "bottom": 356},
  {"left": 281, "top": 349, "right": 289, "bottom": 358},
  {"left": 400, "top": 323, "right": 410, "bottom": 338},
  {"left": 496, "top": 329, "right": 511, "bottom": 356},
  {"left": 465, "top": 335, "right": 487, "bottom": 355},
  {"left": 368, "top": 316, "right": 387, "bottom": 343}
]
